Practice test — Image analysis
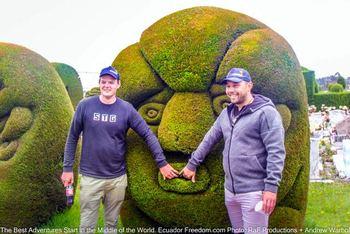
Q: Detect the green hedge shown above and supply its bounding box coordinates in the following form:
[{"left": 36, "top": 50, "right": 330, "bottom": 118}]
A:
[
  {"left": 328, "top": 83, "right": 344, "bottom": 92},
  {"left": 304, "top": 68, "right": 349, "bottom": 108},
  {"left": 302, "top": 69, "right": 316, "bottom": 103},
  {"left": 313, "top": 91, "right": 350, "bottom": 109},
  {"left": 85, "top": 87, "right": 100, "bottom": 97},
  {"left": 52, "top": 62, "right": 83, "bottom": 109},
  {"left": 337, "top": 76, "right": 346, "bottom": 89}
]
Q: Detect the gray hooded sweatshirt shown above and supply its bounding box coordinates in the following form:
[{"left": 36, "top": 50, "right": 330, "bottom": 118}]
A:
[{"left": 187, "top": 94, "right": 286, "bottom": 194}]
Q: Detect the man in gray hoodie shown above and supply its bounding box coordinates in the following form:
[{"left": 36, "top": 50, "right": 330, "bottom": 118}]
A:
[{"left": 181, "top": 68, "right": 286, "bottom": 233}]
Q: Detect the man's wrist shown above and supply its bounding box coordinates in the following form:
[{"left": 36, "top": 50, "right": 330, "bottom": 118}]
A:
[
  {"left": 157, "top": 160, "right": 168, "bottom": 168},
  {"left": 264, "top": 183, "right": 278, "bottom": 193},
  {"left": 63, "top": 166, "right": 73, "bottom": 172},
  {"left": 186, "top": 162, "right": 197, "bottom": 172}
]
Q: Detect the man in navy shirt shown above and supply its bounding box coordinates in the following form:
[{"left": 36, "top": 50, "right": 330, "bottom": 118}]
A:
[{"left": 61, "top": 66, "right": 178, "bottom": 233}]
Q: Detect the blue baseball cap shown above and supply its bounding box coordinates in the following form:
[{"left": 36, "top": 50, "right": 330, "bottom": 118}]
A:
[
  {"left": 99, "top": 66, "right": 120, "bottom": 80},
  {"left": 221, "top": 68, "right": 252, "bottom": 84}
]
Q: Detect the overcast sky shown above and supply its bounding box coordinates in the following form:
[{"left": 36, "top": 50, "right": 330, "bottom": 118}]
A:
[{"left": 1, "top": 0, "right": 349, "bottom": 90}]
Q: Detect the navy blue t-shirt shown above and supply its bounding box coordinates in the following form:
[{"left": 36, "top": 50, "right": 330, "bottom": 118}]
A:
[{"left": 63, "top": 96, "right": 167, "bottom": 178}]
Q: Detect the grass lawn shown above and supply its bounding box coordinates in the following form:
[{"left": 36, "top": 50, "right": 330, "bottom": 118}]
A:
[
  {"left": 41, "top": 181, "right": 350, "bottom": 233},
  {"left": 304, "top": 181, "right": 350, "bottom": 229}
]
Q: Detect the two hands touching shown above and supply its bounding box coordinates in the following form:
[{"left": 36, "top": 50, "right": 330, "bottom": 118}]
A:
[{"left": 159, "top": 164, "right": 196, "bottom": 182}]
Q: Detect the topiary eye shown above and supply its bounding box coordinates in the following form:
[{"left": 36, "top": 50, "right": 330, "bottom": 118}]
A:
[
  {"left": 138, "top": 103, "right": 165, "bottom": 125},
  {"left": 212, "top": 95, "right": 230, "bottom": 116},
  {"left": 147, "top": 109, "right": 158, "bottom": 118}
]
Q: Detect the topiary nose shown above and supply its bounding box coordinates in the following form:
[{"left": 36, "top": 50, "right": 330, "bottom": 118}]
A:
[{"left": 158, "top": 92, "right": 215, "bottom": 154}]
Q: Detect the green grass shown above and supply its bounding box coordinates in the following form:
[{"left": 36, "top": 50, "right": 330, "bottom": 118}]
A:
[
  {"left": 304, "top": 181, "right": 350, "bottom": 229},
  {"left": 42, "top": 181, "right": 350, "bottom": 232}
]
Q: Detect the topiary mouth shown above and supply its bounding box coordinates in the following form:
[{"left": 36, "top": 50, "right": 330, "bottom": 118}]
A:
[{"left": 158, "top": 162, "right": 210, "bottom": 194}]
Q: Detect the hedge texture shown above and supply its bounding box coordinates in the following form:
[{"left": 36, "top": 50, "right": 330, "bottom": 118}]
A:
[
  {"left": 328, "top": 83, "right": 344, "bottom": 93},
  {"left": 313, "top": 92, "right": 350, "bottom": 110},
  {"left": 52, "top": 62, "right": 83, "bottom": 109},
  {"left": 85, "top": 87, "right": 100, "bottom": 98},
  {"left": 302, "top": 68, "right": 316, "bottom": 103},
  {"left": 111, "top": 6, "right": 309, "bottom": 230},
  {"left": 0, "top": 43, "right": 74, "bottom": 227},
  {"left": 303, "top": 67, "right": 350, "bottom": 108}
]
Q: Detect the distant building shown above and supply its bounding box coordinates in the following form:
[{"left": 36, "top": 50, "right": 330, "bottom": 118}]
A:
[{"left": 316, "top": 72, "right": 348, "bottom": 91}]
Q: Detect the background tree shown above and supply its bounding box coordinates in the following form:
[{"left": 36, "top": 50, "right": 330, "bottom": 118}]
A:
[{"left": 337, "top": 75, "right": 346, "bottom": 89}]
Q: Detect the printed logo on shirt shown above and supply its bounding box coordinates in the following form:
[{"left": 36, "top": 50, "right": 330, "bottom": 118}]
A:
[
  {"left": 93, "top": 113, "right": 100, "bottom": 121},
  {"left": 110, "top": 115, "right": 117, "bottom": 122},
  {"left": 93, "top": 113, "right": 117, "bottom": 123},
  {"left": 101, "top": 114, "right": 109, "bottom": 122}
]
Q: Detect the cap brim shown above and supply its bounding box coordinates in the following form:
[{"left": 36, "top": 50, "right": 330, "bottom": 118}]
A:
[
  {"left": 221, "top": 77, "right": 243, "bottom": 84},
  {"left": 100, "top": 72, "right": 119, "bottom": 80}
]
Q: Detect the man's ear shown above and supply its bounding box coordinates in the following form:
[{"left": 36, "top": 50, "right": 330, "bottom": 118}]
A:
[
  {"left": 249, "top": 81, "right": 253, "bottom": 90},
  {"left": 117, "top": 80, "right": 121, "bottom": 88}
]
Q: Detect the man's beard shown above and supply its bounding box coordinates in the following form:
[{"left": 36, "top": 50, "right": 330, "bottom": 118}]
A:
[{"left": 230, "top": 92, "right": 247, "bottom": 105}]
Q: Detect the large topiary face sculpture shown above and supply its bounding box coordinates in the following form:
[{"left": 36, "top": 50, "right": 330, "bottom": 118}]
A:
[
  {"left": 113, "top": 7, "right": 309, "bottom": 229},
  {"left": 0, "top": 43, "right": 73, "bottom": 227}
]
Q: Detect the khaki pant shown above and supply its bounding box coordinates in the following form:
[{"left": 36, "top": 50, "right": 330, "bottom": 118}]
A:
[{"left": 79, "top": 174, "right": 127, "bottom": 234}]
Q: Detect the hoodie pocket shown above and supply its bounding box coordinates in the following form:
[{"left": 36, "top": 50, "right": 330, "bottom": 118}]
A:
[{"left": 231, "top": 155, "right": 266, "bottom": 179}]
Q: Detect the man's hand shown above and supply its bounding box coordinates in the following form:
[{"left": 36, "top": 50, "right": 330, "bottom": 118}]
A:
[
  {"left": 262, "top": 191, "right": 277, "bottom": 214},
  {"left": 179, "top": 166, "right": 196, "bottom": 183},
  {"left": 61, "top": 172, "right": 74, "bottom": 187},
  {"left": 160, "top": 164, "right": 179, "bottom": 180}
]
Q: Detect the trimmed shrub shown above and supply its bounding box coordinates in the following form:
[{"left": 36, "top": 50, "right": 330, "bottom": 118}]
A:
[
  {"left": 276, "top": 104, "right": 292, "bottom": 131},
  {"left": 212, "top": 95, "right": 230, "bottom": 116},
  {"left": 140, "top": 7, "right": 265, "bottom": 92},
  {"left": 112, "top": 43, "right": 165, "bottom": 105},
  {"left": 113, "top": 6, "right": 309, "bottom": 230},
  {"left": 337, "top": 76, "right": 346, "bottom": 89},
  {"left": 209, "top": 84, "right": 226, "bottom": 97},
  {"left": 328, "top": 83, "right": 344, "bottom": 92},
  {"left": 52, "top": 62, "right": 83, "bottom": 109},
  {"left": 0, "top": 42, "right": 74, "bottom": 227},
  {"left": 314, "top": 81, "right": 319, "bottom": 93},
  {"left": 313, "top": 92, "right": 350, "bottom": 110},
  {"left": 85, "top": 87, "right": 100, "bottom": 97},
  {"left": 302, "top": 68, "right": 316, "bottom": 103}
]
